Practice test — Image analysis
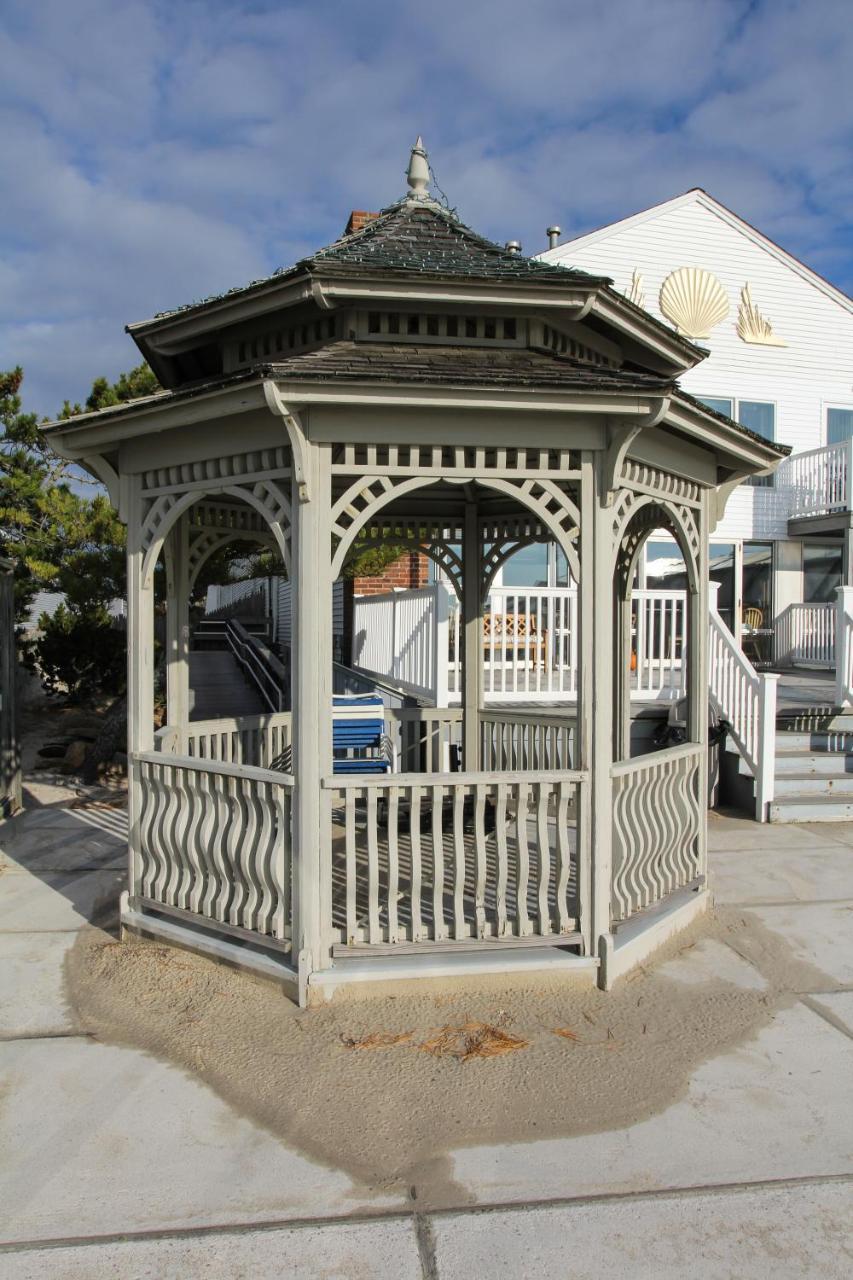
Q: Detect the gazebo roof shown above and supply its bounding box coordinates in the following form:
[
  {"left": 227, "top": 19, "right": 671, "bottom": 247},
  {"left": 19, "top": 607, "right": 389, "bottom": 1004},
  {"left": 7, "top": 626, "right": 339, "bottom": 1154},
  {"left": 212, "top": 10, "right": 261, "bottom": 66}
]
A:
[{"left": 147, "top": 199, "right": 606, "bottom": 327}]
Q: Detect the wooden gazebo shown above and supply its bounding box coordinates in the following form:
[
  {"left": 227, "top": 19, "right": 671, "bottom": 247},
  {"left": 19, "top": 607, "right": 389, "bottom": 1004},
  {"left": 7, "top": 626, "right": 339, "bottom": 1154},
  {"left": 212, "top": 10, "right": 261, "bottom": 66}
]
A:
[{"left": 44, "top": 142, "right": 784, "bottom": 1004}]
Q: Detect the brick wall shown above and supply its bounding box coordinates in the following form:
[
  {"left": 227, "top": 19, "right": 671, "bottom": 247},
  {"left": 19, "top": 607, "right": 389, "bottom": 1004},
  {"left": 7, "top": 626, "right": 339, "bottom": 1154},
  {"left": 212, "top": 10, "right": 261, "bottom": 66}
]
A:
[{"left": 353, "top": 550, "right": 430, "bottom": 596}]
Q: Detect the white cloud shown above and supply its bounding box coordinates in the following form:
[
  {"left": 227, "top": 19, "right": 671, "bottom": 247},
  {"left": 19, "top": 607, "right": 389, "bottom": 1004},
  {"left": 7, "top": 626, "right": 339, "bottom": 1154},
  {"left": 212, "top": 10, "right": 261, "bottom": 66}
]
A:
[{"left": 1, "top": 0, "right": 851, "bottom": 417}]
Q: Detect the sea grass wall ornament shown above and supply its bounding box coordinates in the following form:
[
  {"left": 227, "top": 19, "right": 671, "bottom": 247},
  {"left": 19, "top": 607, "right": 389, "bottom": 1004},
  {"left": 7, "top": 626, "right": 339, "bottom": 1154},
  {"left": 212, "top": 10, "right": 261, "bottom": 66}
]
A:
[
  {"left": 736, "top": 283, "right": 786, "bottom": 346},
  {"left": 626, "top": 268, "right": 645, "bottom": 309},
  {"left": 659, "top": 267, "right": 729, "bottom": 338}
]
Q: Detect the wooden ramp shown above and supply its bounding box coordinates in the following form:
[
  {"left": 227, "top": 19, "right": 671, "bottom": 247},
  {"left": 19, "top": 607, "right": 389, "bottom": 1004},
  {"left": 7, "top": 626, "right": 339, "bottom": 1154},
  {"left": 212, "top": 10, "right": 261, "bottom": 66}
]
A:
[{"left": 189, "top": 651, "right": 265, "bottom": 721}]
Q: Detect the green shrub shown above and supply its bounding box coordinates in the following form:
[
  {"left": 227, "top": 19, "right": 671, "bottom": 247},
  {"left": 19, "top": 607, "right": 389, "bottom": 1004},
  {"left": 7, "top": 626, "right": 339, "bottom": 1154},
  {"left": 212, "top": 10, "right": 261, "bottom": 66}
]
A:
[{"left": 23, "top": 604, "right": 127, "bottom": 702}]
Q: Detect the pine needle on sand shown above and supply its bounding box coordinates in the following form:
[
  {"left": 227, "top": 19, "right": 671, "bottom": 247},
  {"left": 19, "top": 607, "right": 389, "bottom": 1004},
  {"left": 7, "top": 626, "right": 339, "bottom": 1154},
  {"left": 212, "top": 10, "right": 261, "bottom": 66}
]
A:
[
  {"left": 418, "top": 1020, "right": 528, "bottom": 1061},
  {"left": 341, "top": 1031, "right": 414, "bottom": 1050}
]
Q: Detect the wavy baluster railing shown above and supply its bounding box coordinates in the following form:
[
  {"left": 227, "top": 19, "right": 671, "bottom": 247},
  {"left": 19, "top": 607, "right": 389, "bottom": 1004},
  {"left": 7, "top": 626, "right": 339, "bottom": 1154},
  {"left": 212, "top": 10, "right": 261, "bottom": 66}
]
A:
[
  {"left": 324, "top": 769, "right": 586, "bottom": 951},
  {"left": 132, "top": 753, "right": 294, "bottom": 944},
  {"left": 611, "top": 744, "right": 702, "bottom": 922}
]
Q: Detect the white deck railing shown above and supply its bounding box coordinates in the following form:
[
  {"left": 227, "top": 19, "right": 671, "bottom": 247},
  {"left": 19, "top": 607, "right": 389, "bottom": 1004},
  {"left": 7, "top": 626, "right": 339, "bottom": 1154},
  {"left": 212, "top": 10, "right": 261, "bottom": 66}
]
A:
[
  {"left": 836, "top": 587, "right": 853, "bottom": 706},
  {"left": 353, "top": 584, "right": 449, "bottom": 704},
  {"left": 324, "top": 768, "right": 585, "bottom": 949},
  {"left": 778, "top": 440, "right": 853, "bottom": 518},
  {"left": 355, "top": 583, "right": 687, "bottom": 705},
  {"left": 775, "top": 603, "right": 835, "bottom": 667},
  {"left": 708, "top": 591, "right": 777, "bottom": 821},
  {"left": 450, "top": 586, "right": 580, "bottom": 701}
]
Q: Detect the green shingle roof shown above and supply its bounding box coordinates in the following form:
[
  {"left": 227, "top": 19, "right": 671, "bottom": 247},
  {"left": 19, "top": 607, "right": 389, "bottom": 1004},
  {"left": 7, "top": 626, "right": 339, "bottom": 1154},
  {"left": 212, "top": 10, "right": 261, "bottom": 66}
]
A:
[{"left": 151, "top": 200, "right": 606, "bottom": 323}]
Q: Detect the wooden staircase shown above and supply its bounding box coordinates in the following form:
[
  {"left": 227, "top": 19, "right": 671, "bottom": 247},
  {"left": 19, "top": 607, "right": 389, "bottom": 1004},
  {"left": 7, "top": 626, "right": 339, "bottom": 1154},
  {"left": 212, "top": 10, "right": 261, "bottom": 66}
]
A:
[
  {"left": 721, "top": 706, "right": 853, "bottom": 822},
  {"left": 769, "top": 710, "right": 853, "bottom": 822}
]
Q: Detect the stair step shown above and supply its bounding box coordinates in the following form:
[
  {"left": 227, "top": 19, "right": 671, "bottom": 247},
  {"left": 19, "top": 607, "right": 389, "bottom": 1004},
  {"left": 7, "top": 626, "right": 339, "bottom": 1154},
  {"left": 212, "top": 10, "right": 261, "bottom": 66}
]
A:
[
  {"left": 773, "top": 772, "right": 853, "bottom": 796},
  {"left": 776, "top": 711, "right": 853, "bottom": 733},
  {"left": 769, "top": 793, "right": 853, "bottom": 823},
  {"left": 775, "top": 730, "right": 853, "bottom": 752},
  {"left": 775, "top": 750, "right": 853, "bottom": 776}
]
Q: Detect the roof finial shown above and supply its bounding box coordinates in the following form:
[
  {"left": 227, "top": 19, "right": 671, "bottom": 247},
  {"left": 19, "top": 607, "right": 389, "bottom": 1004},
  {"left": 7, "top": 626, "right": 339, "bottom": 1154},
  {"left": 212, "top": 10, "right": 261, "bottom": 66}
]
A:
[{"left": 406, "top": 136, "right": 431, "bottom": 201}]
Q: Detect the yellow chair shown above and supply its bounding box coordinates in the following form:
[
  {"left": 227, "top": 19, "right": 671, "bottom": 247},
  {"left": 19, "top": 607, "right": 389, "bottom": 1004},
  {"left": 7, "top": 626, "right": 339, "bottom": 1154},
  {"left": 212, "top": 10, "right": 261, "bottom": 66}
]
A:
[{"left": 742, "top": 607, "right": 765, "bottom": 663}]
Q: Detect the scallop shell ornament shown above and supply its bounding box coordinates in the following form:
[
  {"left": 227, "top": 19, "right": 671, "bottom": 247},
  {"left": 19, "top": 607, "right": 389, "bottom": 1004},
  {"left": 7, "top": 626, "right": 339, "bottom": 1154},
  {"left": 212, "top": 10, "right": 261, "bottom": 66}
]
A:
[{"left": 659, "top": 267, "right": 729, "bottom": 338}]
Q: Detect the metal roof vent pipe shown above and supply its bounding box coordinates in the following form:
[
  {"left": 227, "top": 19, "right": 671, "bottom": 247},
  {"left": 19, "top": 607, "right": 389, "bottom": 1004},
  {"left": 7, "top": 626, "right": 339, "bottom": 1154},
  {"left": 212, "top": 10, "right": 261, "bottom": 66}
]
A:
[
  {"left": 547, "top": 225, "right": 561, "bottom": 249},
  {"left": 505, "top": 240, "right": 521, "bottom": 255}
]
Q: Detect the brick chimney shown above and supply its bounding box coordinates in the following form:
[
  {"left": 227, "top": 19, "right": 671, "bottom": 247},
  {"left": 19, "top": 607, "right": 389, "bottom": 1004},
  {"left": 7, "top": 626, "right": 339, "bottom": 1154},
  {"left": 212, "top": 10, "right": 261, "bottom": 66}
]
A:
[{"left": 344, "top": 210, "right": 380, "bottom": 236}]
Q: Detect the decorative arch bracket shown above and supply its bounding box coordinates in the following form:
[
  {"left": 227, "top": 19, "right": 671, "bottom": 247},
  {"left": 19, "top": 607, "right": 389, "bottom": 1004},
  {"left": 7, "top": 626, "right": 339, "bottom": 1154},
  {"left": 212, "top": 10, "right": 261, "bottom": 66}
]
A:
[
  {"left": 264, "top": 380, "right": 311, "bottom": 503},
  {"left": 604, "top": 397, "right": 671, "bottom": 507},
  {"left": 710, "top": 471, "right": 750, "bottom": 533}
]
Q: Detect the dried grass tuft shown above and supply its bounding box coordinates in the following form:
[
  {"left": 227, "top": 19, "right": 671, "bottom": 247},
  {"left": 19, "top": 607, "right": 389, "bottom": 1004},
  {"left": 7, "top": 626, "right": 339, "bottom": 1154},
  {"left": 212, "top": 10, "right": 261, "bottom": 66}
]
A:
[
  {"left": 341, "top": 1031, "right": 414, "bottom": 1051},
  {"left": 419, "top": 1020, "right": 528, "bottom": 1061}
]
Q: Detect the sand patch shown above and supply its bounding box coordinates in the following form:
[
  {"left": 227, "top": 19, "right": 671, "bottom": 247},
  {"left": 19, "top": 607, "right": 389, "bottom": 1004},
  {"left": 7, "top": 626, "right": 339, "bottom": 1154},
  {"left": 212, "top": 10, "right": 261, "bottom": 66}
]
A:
[{"left": 63, "top": 905, "right": 838, "bottom": 1210}]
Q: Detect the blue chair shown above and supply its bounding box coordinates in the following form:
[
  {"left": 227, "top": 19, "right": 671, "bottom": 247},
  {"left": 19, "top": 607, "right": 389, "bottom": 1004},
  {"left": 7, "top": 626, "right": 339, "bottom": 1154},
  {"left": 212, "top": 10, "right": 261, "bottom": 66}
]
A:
[{"left": 332, "top": 695, "right": 393, "bottom": 775}]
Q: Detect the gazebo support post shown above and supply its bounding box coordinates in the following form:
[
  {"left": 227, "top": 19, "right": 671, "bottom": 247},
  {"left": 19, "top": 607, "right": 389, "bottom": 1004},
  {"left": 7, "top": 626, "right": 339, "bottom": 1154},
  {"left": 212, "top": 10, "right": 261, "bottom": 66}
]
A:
[
  {"left": 578, "top": 451, "right": 596, "bottom": 958},
  {"left": 689, "top": 492, "right": 711, "bottom": 880},
  {"left": 462, "top": 498, "right": 483, "bottom": 770},
  {"left": 126, "top": 476, "right": 155, "bottom": 907},
  {"left": 614, "top": 580, "right": 633, "bottom": 761},
  {"left": 590, "top": 454, "right": 616, "bottom": 982},
  {"left": 164, "top": 514, "right": 190, "bottom": 752},
  {"left": 290, "top": 440, "right": 334, "bottom": 998}
]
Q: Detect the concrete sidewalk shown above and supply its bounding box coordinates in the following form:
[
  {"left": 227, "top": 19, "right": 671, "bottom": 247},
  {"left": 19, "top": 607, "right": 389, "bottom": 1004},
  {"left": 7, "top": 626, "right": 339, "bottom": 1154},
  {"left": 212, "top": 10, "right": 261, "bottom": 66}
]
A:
[{"left": 1, "top": 781, "right": 851, "bottom": 1278}]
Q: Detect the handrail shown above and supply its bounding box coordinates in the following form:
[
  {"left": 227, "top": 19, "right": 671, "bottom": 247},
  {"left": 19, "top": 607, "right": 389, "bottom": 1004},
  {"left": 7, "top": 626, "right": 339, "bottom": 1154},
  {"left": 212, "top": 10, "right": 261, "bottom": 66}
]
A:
[
  {"left": 323, "top": 767, "right": 588, "bottom": 789},
  {"left": 333, "top": 660, "right": 424, "bottom": 708},
  {"left": 226, "top": 619, "right": 288, "bottom": 713},
  {"left": 610, "top": 740, "right": 701, "bottom": 778},
  {"left": 134, "top": 749, "right": 294, "bottom": 787},
  {"left": 708, "top": 600, "right": 777, "bottom": 821}
]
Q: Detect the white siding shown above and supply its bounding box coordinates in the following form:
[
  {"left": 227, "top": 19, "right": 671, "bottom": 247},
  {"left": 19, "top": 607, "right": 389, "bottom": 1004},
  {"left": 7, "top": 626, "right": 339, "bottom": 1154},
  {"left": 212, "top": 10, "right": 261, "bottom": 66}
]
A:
[{"left": 546, "top": 195, "right": 853, "bottom": 543}]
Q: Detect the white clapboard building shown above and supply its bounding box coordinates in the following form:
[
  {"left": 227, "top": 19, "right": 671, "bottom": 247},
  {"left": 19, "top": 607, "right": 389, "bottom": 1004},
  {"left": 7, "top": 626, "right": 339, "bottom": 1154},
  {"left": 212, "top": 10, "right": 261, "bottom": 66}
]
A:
[{"left": 541, "top": 189, "right": 853, "bottom": 663}]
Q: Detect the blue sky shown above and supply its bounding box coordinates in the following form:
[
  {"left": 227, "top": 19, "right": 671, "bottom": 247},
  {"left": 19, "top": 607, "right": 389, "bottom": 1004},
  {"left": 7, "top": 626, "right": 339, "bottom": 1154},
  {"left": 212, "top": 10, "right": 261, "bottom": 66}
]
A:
[{"left": 2, "top": 0, "right": 851, "bottom": 418}]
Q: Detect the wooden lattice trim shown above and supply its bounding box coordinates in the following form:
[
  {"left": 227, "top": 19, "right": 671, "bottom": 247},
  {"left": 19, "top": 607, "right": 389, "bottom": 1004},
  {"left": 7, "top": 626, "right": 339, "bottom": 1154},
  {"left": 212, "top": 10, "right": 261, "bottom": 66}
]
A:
[
  {"left": 187, "top": 528, "right": 277, "bottom": 591},
  {"left": 142, "top": 447, "right": 291, "bottom": 495},
  {"left": 142, "top": 481, "right": 292, "bottom": 585},
  {"left": 332, "top": 443, "right": 580, "bottom": 479},
  {"left": 620, "top": 459, "right": 702, "bottom": 508},
  {"left": 612, "top": 490, "right": 701, "bottom": 594}
]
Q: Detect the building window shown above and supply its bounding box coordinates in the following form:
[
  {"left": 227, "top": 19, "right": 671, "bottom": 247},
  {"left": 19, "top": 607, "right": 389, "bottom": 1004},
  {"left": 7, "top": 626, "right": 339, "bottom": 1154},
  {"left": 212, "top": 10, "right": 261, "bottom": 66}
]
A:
[
  {"left": 697, "top": 396, "right": 775, "bottom": 487},
  {"left": 803, "top": 544, "right": 842, "bottom": 603},
  {"left": 827, "top": 407, "right": 853, "bottom": 445},
  {"left": 501, "top": 543, "right": 549, "bottom": 588},
  {"left": 698, "top": 396, "right": 733, "bottom": 417}
]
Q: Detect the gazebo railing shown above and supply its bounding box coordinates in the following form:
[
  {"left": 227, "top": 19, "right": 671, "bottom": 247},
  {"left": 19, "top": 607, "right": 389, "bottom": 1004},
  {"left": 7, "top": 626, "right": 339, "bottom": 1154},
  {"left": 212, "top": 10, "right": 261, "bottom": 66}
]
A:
[
  {"left": 387, "top": 706, "right": 462, "bottom": 772},
  {"left": 155, "top": 712, "right": 293, "bottom": 768},
  {"left": 480, "top": 709, "right": 576, "bottom": 771},
  {"left": 130, "top": 751, "right": 294, "bottom": 944},
  {"left": 324, "top": 769, "right": 585, "bottom": 951},
  {"left": 611, "top": 742, "right": 703, "bottom": 923}
]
